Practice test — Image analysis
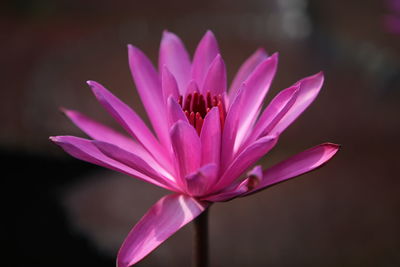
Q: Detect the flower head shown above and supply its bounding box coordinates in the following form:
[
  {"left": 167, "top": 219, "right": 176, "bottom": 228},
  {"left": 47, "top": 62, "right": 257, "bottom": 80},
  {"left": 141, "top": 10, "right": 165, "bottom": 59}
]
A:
[{"left": 50, "top": 30, "right": 339, "bottom": 266}]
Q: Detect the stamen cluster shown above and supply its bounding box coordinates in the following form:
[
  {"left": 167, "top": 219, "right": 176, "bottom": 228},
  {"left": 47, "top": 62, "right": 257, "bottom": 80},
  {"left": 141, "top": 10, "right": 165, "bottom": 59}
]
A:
[{"left": 178, "top": 91, "right": 226, "bottom": 134}]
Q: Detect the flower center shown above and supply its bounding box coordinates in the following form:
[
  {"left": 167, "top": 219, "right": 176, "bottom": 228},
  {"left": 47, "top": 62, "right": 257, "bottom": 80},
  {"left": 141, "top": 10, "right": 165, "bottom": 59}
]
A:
[{"left": 178, "top": 91, "right": 226, "bottom": 134}]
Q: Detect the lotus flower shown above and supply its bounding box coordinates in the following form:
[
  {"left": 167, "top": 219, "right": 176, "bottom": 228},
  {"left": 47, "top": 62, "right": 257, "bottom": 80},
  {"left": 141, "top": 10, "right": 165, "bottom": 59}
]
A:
[{"left": 50, "top": 30, "right": 339, "bottom": 267}]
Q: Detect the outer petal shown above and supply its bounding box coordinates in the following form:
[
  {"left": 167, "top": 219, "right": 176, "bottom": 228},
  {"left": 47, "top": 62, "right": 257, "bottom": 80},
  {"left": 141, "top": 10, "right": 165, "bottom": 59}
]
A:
[
  {"left": 128, "top": 45, "right": 171, "bottom": 149},
  {"left": 201, "top": 54, "right": 227, "bottom": 95},
  {"left": 161, "top": 66, "right": 180, "bottom": 101},
  {"left": 117, "top": 194, "right": 208, "bottom": 267},
  {"left": 229, "top": 48, "right": 268, "bottom": 101},
  {"left": 185, "top": 163, "right": 218, "bottom": 196},
  {"left": 170, "top": 121, "right": 202, "bottom": 183},
  {"left": 50, "top": 136, "right": 173, "bottom": 190},
  {"left": 159, "top": 31, "right": 191, "bottom": 94},
  {"left": 93, "top": 140, "right": 178, "bottom": 189},
  {"left": 200, "top": 107, "right": 221, "bottom": 167},
  {"left": 245, "top": 143, "right": 340, "bottom": 196},
  {"left": 191, "top": 30, "right": 220, "bottom": 87},
  {"left": 243, "top": 84, "right": 299, "bottom": 147},
  {"left": 87, "top": 81, "right": 172, "bottom": 171},
  {"left": 233, "top": 53, "right": 278, "bottom": 151},
  {"left": 61, "top": 109, "right": 156, "bottom": 164},
  {"left": 268, "top": 72, "right": 324, "bottom": 136},
  {"left": 214, "top": 135, "right": 278, "bottom": 191},
  {"left": 221, "top": 54, "right": 278, "bottom": 169}
]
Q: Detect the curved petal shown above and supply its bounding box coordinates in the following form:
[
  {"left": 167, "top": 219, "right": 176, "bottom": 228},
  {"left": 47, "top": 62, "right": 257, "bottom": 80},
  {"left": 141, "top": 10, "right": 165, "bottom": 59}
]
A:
[
  {"left": 93, "top": 140, "right": 178, "bottom": 189},
  {"left": 61, "top": 109, "right": 155, "bottom": 162},
  {"left": 159, "top": 31, "right": 191, "bottom": 94},
  {"left": 245, "top": 143, "right": 340, "bottom": 196},
  {"left": 161, "top": 66, "right": 180, "bottom": 101},
  {"left": 191, "top": 30, "right": 220, "bottom": 87},
  {"left": 229, "top": 48, "right": 268, "bottom": 101},
  {"left": 200, "top": 107, "right": 221, "bottom": 167},
  {"left": 170, "top": 121, "right": 202, "bottom": 183},
  {"left": 117, "top": 194, "right": 208, "bottom": 267},
  {"left": 50, "top": 136, "right": 173, "bottom": 190},
  {"left": 268, "top": 72, "right": 324, "bottom": 136},
  {"left": 185, "top": 163, "right": 218, "bottom": 197},
  {"left": 243, "top": 84, "right": 299, "bottom": 147},
  {"left": 233, "top": 53, "right": 278, "bottom": 151},
  {"left": 201, "top": 54, "right": 227, "bottom": 95},
  {"left": 128, "top": 45, "right": 171, "bottom": 148},
  {"left": 87, "top": 81, "right": 172, "bottom": 171},
  {"left": 215, "top": 135, "right": 278, "bottom": 191}
]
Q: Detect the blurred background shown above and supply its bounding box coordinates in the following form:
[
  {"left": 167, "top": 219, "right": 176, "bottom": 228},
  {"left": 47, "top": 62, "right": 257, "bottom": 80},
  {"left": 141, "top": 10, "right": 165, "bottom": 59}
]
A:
[{"left": 2, "top": 0, "right": 400, "bottom": 266}]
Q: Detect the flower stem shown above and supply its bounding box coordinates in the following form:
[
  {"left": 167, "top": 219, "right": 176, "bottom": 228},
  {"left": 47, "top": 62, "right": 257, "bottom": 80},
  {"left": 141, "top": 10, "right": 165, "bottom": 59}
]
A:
[{"left": 193, "top": 208, "right": 209, "bottom": 267}]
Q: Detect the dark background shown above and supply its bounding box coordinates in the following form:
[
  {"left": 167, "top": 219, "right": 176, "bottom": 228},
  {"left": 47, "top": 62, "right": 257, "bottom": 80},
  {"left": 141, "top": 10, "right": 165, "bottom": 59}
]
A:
[{"left": 2, "top": 0, "right": 400, "bottom": 266}]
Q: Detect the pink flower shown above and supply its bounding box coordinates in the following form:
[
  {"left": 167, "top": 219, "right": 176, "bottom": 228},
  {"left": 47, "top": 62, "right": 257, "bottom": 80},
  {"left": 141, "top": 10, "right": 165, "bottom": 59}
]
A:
[{"left": 50, "top": 30, "right": 339, "bottom": 267}]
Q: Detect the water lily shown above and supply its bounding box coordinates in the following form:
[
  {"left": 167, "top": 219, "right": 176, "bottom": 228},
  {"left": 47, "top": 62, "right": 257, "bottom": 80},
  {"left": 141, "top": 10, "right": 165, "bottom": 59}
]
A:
[{"left": 50, "top": 30, "right": 339, "bottom": 267}]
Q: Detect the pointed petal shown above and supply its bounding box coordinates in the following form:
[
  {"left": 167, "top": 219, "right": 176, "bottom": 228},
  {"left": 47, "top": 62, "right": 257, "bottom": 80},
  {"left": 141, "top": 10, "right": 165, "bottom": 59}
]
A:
[
  {"left": 62, "top": 109, "right": 139, "bottom": 152},
  {"left": 201, "top": 54, "right": 227, "bottom": 95},
  {"left": 191, "top": 30, "right": 220, "bottom": 87},
  {"left": 229, "top": 48, "right": 268, "bottom": 101},
  {"left": 87, "top": 81, "right": 171, "bottom": 171},
  {"left": 185, "top": 163, "right": 218, "bottom": 196},
  {"left": 50, "top": 136, "right": 173, "bottom": 190},
  {"left": 167, "top": 96, "right": 189, "bottom": 127},
  {"left": 200, "top": 107, "right": 221, "bottom": 167},
  {"left": 159, "top": 31, "right": 191, "bottom": 94},
  {"left": 170, "top": 121, "right": 202, "bottom": 180},
  {"left": 185, "top": 80, "right": 199, "bottom": 95},
  {"left": 221, "top": 54, "right": 278, "bottom": 168},
  {"left": 245, "top": 143, "right": 340, "bottom": 196},
  {"left": 61, "top": 109, "right": 159, "bottom": 164},
  {"left": 268, "top": 72, "right": 324, "bottom": 136},
  {"left": 117, "top": 194, "right": 208, "bottom": 267},
  {"left": 93, "top": 140, "right": 178, "bottom": 189},
  {"left": 215, "top": 135, "right": 278, "bottom": 191},
  {"left": 220, "top": 85, "right": 246, "bottom": 170},
  {"left": 234, "top": 53, "right": 278, "bottom": 150},
  {"left": 128, "top": 45, "right": 170, "bottom": 148},
  {"left": 161, "top": 66, "right": 180, "bottom": 101},
  {"left": 245, "top": 84, "right": 299, "bottom": 146}
]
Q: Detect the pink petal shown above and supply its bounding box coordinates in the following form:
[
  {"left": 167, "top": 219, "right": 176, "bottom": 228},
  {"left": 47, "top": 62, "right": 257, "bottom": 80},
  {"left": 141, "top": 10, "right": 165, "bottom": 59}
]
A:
[
  {"left": 159, "top": 31, "right": 191, "bottom": 94},
  {"left": 203, "top": 165, "right": 263, "bottom": 202},
  {"left": 117, "top": 194, "right": 208, "bottom": 267},
  {"left": 128, "top": 45, "right": 171, "bottom": 148},
  {"left": 170, "top": 121, "right": 202, "bottom": 182},
  {"left": 200, "top": 107, "right": 221, "bottom": 167},
  {"left": 167, "top": 96, "right": 189, "bottom": 127},
  {"left": 221, "top": 54, "right": 278, "bottom": 169},
  {"left": 201, "top": 54, "right": 227, "bottom": 95},
  {"left": 62, "top": 109, "right": 157, "bottom": 164},
  {"left": 268, "top": 72, "right": 324, "bottom": 136},
  {"left": 87, "top": 81, "right": 172, "bottom": 171},
  {"left": 245, "top": 143, "right": 340, "bottom": 196},
  {"left": 191, "top": 30, "right": 220, "bottom": 87},
  {"left": 245, "top": 84, "right": 299, "bottom": 146},
  {"left": 185, "top": 163, "right": 218, "bottom": 196},
  {"left": 62, "top": 108, "right": 139, "bottom": 152},
  {"left": 161, "top": 66, "right": 180, "bottom": 101},
  {"left": 229, "top": 48, "right": 268, "bottom": 101},
  {"left": 50, "top": 136, "right": 173, "bottom": 190},
  {"left": 215, "top": 135, "right": 278, "bottom": 191},
  {"left": 93, "top": 140, "right": 178, "bottom": 190},
  {"left": 185, "top": 80, "right": 199, "bottom": 95},
  {"left": 234, "top": 53, "right": 278, "bottom": 150}
]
